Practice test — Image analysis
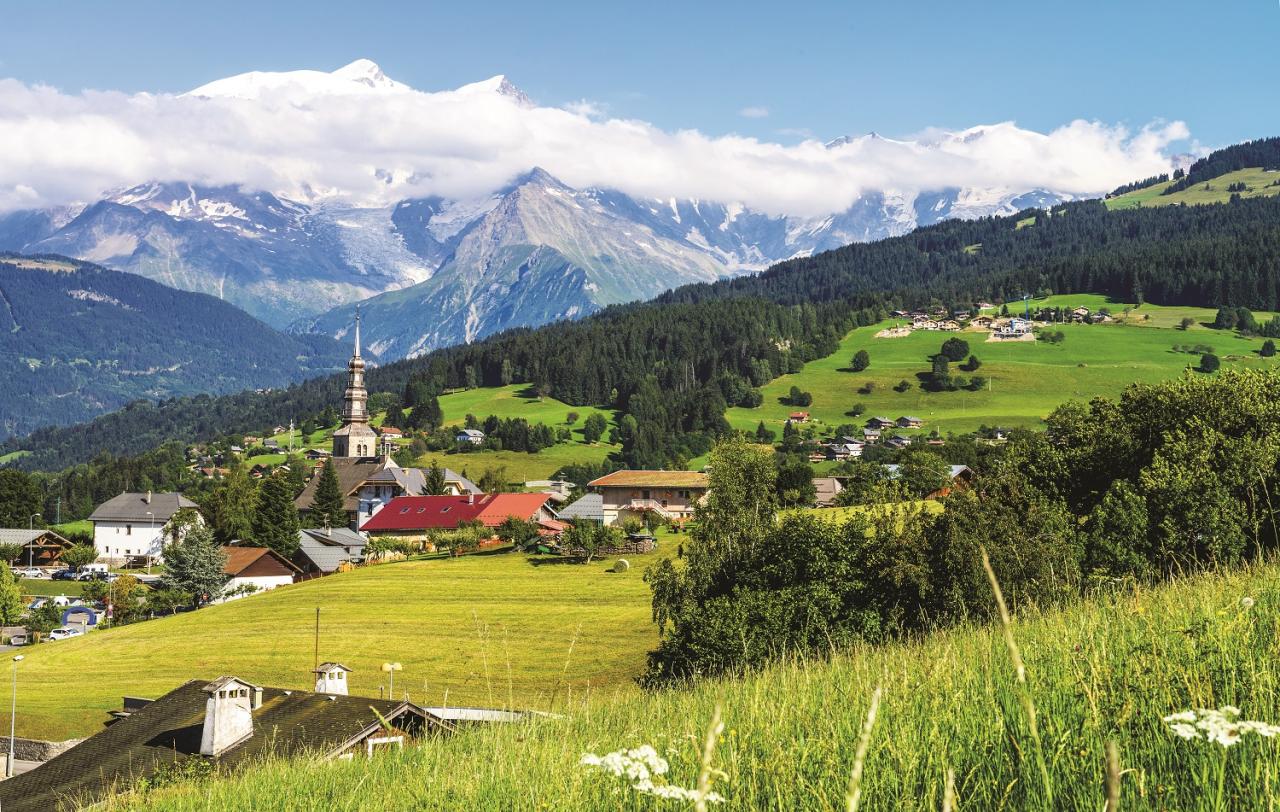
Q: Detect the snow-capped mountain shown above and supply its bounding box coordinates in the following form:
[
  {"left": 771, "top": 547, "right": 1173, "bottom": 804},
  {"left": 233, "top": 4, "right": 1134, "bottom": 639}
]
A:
[{"left": 0, "top": 60, "right": 1086, "bottom": 354}]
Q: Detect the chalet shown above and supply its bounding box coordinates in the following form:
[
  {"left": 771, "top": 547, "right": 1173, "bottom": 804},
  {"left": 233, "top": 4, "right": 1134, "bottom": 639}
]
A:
[
  {"left": 359, "top": 493, "right": 557, "bottom": 542},
  {"left": 886, "top": 434, "right": 914, "bottom": 449},
  {"left": 272, "top": 425, "right": 288, "bottom": 435},
  {"left": 938, "top": 320, "right": 962, "bottom": 332},
  {"left": 89, "top": 491, "right": 201, "bottom": 566},
  {"left": 243, "top": 436, "right": 262, "bottom": 446},
  {"left": 0, "top": 528, "right": 72, "bottom": 568},
  {"left": 263, "top": 438, "right": 280, "bottom": 451},
  {"left": 293, "top": 527, "right": 367, "bottom": 579},
  {"left": 883, "top": 464, "right": 974, "bottom": 498},
  {"left": 1070, "top": 306, "right": 1091, "bottom": 321},
  {"left": 890, "top": 309, "right": 909, "bottom": 318},
  {"left": 295, "top": 458, "right": 481, "bottom": 529},
  {"left": 823, "top": 440, "right": 864, "bottom": 460},
  {"left": 0, "top": 670, "right": 453, "bottom": 812},
  {"left": 378, "top": 426, "right": 404, "bottom": 440},
  {"left": 455, "top": 428, "right": 486, "bottom": 445},
  {"left": 862, "top": 427, "right": 881, "bottom": 443},
  {"left": 219, "top": 546, "right": 299, "bottom": 602},
  {"left": 867, "top": 416, "right": 896, "bottom": 430},
  {"left": 812, "top": 477, "right": 845, "bottom": 508},
  {"left": 788, "top": 411, "right": 810, "bottom": 423},
  {"left": 304, "top": 448, "right": 332, "bottom": 460},
  {"left": 1089, "top": 312, "right": 1114, "bottom": 324},
  {"left": 971, "top": 315, "right": 995, "bottom": 329},
  {"left": 587, "top": 470, "right": 710, "bottom": 527},
  {"left": 912, "top": 319, "right": 940, "bottom": 331},
  {"left": 896, "top": 416, "right": 923, "bottom": 428}
]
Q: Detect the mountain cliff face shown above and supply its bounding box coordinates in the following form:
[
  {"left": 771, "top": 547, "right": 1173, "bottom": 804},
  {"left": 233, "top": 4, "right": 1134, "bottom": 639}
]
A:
[{"left": 0, "top": 254, "right": 350, "bottom": 439}]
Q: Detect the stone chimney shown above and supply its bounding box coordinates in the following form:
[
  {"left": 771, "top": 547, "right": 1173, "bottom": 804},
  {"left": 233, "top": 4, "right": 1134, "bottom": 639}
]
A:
[
  {"left": 313, "top": 662, "right": 352, "bottom": 696},
  {"left": 200, "top": 676, "right": 260, "bottom": 757}
]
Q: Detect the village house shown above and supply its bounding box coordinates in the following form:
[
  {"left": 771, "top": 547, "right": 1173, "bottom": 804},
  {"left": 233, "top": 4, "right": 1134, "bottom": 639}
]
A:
[
  {"left": 812, "top": 477, "right": 845, "bottom": 508},
  {"left": 823, "top": 438, "right": 865, "bottom": 460},
  {"left": 359, "top": 493, "right": 557, "bottom": 544},
  {"left": 89, "top": 491, "right": 201, "bottom": 566},
  {"left": 0, "top": 667, "right": 458, "bottom": 812},
  {"left": 971, "top": 315, "right": 995, "bottom": 329},
  {"left": 862, "top": 427, "right": 881, "bottom": 443},
  {"left": 788, "top": 411, "right": 810, "bottom": 423},
  {"left": 293, "top": 527, "right": 367, "bottom": 579},
  {"left": 867, "top": 416, "right": 897, "bottom": 430},
  {"left": 886, "top": 434, "right": 914, "bottom": 449},
  {"left": 896, "top": 416, "right": 924, "bottom": 429},
  {"left": 219, "top": 546, "right": 299, "bottom": 602},
  {"left": 455, "top": 428, "right": 486, "bottom": 445},
  {"left": 378, "top": 426, "right": 403, "bottom": 440},
  {"left": 883, "top": 464, "right": 975, "bottom": 498},
  {"left": 938, "top": 320, "right": 962, "bottom": 332},
  {"left": 295, "top": 458, "right": 481, "bottom": 529},
  {"left": 587, "top": 470, "right": 710, "bottom": 527}
]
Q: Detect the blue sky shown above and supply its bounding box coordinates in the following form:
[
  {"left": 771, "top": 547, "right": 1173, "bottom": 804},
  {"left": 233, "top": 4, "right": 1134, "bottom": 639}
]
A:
[{"left": 4, "top": 0, "right": 1278, "bottom": 147}]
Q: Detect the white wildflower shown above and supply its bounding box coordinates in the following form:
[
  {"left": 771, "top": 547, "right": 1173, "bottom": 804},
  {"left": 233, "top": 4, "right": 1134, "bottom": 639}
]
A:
[
  {"left": 581, "top": 744, "right": 725, "bottom": 805},
  {"left": 1164, "top": 707, "right": 1280, "bottom": 748},
  {"left": 1241, "top": 596, "right": 1256, "bottom": 609}
]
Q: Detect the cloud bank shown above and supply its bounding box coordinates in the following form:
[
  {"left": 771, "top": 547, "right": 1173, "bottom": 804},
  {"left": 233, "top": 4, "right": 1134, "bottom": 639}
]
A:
[{"left": 0, "top": 60, "right": 1189, "bottom": 217}]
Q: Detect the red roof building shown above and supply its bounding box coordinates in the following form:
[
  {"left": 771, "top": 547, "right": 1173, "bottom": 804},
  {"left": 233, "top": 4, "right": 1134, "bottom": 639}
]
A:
[{"left": 359, "top": 493, "right": 555, "bottom": 533}]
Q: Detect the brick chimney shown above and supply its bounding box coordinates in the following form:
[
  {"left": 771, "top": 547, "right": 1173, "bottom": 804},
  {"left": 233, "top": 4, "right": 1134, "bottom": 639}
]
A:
[{"left": 200, "top": 676, "right": 260, "bottom": 757}]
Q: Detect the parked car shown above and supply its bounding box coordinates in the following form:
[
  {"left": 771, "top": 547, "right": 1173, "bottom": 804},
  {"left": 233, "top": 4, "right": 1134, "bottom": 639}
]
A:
[
  {"left": 76, "top": 570, "right": 116, "bottom": 582},
  {"left": 12, "top": 567, "right": 47, "bottom": 579},
  {"left": 46, "top": 627, "right": 83, "bottom": 641},
  {"left": 51, "top": 569, "right": 79, "bottom": 581},
  {"left": 6, "top": 634, "right": 28, "bottom": 646}
]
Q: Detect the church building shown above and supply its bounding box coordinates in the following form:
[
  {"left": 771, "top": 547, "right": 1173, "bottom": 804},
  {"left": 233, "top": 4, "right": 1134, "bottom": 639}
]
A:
[{"left": 331, "top": 308, "right": 380, "bottom": 459}]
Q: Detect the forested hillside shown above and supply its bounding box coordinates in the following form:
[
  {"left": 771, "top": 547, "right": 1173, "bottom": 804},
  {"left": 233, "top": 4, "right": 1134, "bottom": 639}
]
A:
[
  {"left": 1163, "top": 136, "right": 1280, "bottom": 194},
  {"left": 0, "top": 255, "right": 350, "bottom": 439},
  {"left": 8, "top": 138, "right": 1280, "bottom": 473}
]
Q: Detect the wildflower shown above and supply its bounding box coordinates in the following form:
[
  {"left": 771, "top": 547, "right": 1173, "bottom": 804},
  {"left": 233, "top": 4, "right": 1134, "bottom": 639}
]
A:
[
  {"left": 1241, "top": 596, "right": 1256, "bottom": 609},
  {"left": 1163, "top": 707, "right": 1280, "bottom": 748},
  {"left": 581, "top": 745, "right": 723, "bottom": 805}
]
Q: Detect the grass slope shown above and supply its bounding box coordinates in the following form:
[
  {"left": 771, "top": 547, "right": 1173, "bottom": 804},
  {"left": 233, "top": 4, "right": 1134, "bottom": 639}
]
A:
[
  {"left": 10, "top": 548, "right": 667, "bottom": 740},
  {"left": 1106, "top": 167, "right": 1280, "bottom": 210},
  {"left": 726, "top": 297, "right": 1278, "bottom": 436},
  {"left": 111, "top": 562, "right": 1280, "bottom": 810}
]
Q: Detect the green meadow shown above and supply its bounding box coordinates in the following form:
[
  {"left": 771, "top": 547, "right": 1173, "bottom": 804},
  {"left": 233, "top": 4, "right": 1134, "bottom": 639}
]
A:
[
  {"left": 727, "top": 298, "right": 1279, "bottom": 437},
  {"left": 9, "top": 548, "right": 667, "bottom": 741},
  {"left": 1105, "top": 167, "right": 1280, "bottom": 210},
  {"left": 109, "top": 560, "right": 1280, "bottom": 811}
]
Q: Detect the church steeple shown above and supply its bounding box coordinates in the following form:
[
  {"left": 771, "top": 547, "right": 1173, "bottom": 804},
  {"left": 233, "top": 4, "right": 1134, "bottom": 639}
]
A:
[{"left": 331, "top": 307, "right": 378, "bottom": 459}]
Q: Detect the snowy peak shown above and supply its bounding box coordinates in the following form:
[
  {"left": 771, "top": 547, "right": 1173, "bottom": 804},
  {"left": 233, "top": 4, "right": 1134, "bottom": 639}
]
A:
[
  {"left": 454, "top": 74, "right": 532, "bottom": 106},
  {"left": 185, "top": 59, "right": 410, "bottom": 99}
]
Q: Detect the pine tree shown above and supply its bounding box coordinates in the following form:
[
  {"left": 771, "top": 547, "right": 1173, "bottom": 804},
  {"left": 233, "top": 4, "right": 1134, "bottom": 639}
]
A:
[
  {"left": 161, "top": 525, "right": 229, "bottom": 607},
  {"left": 251, "top": 474, "right": 301, "bottom": 557},
  {"left": 425, "top": 462, "right": 447, "bottom": 496},
  {"left": 312, "top": 459, "right": 347, "bottom": 530}
]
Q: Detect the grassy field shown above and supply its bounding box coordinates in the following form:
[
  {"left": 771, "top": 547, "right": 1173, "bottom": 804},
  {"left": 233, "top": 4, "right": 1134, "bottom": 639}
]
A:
[
  {"left": 19, "top": 579, "right": 83, "bottom": 598},
  {"left": 50, "top": 519, "right": 92, "bottom": 537},
  {"left": 109, "top": 560, "right": 1280, "bottom": 810},
  {"left": 414, "top": 441, "right": 618, "bottom": 485},
  {"left": 1105, "top": 167, "right": 1280, "bottom": 210},
  {"left": 726, "top": 297, "right": 1278, "bottom": 436},
  {"left": 9, "top": 547, "right": 669, "bottom": 740}
]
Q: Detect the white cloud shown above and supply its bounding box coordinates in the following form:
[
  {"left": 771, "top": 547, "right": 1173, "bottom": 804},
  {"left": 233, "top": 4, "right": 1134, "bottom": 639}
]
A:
[
  {"left": 0, "top": 61, "right": 1189, "bottom": 218},
  {"left": 738, "top": 105, "right": 770, "bottom": 119}
]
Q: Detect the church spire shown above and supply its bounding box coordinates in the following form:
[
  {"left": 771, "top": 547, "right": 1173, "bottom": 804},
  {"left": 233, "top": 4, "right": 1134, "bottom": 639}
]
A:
[{"left": 354, "top": 304, "right": 362, "bottom": 358}]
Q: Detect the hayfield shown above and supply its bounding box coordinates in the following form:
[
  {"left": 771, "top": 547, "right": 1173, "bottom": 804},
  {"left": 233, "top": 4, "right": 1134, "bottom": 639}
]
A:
[
  {"left": 8, "top": 548, "right": 668, "bottom": 740},
  {"left": 107, "top": 560, "right": 1280, "bottom": 810}
]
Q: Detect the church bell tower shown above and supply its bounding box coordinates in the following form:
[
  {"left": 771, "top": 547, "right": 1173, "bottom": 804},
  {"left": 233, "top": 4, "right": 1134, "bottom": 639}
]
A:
[{"left": 331, "top": 307, "right": 379, "bottom": 459}]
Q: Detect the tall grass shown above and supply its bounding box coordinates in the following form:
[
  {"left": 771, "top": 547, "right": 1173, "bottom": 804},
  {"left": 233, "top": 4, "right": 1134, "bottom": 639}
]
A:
[{"left": 108, "top": 562, "right": 1280, "bottom": 810}]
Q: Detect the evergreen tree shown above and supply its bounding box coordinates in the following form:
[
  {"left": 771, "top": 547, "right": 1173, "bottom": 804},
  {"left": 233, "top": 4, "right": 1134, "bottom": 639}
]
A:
[
  {"left": 754, "top": 421, "right": 777, "bottom": 444},
  {"left": 582, "top": 413, "right": 607, "bottom": 444},
  {"left": 1262, "top": 340, "right": 1277, "bottom": 358},
  {"left": 312, "top": 460, "right": 347, "bottom": 530},
  {"left": 0, "top": 470, "right": 41, "bottom": 528},
  {"left": 251, "top": 474, "right": 301, "bottom": 557},
  {"left": 161, "top": 525, "right": 229, "bottom": 607},
  {"left": 203, "top": 464, "right": 258, "bottom": 543},
  {"left": 850, "top": 350, "right": 870, "bottom": 372},
  {"left": 425, "top": 462, "right": 447, "bottom": 495},
  {"left": 1213, "top": 306, "right": 1238, "bottom": 330}
]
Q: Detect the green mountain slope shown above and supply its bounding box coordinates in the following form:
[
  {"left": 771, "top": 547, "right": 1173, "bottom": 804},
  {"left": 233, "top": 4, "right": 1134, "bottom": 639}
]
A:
[{"left": 0, "top": 254, "right": 350, "bottom": 439}]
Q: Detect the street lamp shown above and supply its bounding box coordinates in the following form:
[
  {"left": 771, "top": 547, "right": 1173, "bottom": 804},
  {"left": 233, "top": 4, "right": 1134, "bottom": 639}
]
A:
[
  {"left": 8, "top": 654, "right": 23, "bottom": 779},
  {"left": 27, "top": 514, "right": 40, "bottom": 569},
  {"left": 381, "top": 662, "right": 402, "bottom": 698}
]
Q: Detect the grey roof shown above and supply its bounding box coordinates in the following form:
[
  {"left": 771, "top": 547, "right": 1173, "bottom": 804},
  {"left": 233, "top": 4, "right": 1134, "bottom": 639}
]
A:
[
  {"left": 883, "top": 464, "right": 972, "bottom": 480},
  {"left": 88, "top": 492, "right": 197, "bottom": 523},
  {"left": 364, "top": 465, "right": 481, "bottom": 495},
  {"left": 0, "top": 528, "right": 69, "bottom": 546},
  {"left": 296, "top": 528, "right": 366, "bottom": 573},
  {"left": 555, "top": 493, "right": 604, "bottom": 522}
]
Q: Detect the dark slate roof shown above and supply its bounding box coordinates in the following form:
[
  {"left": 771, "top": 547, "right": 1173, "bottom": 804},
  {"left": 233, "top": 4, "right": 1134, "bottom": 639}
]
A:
[
  {"left": 88, "top": 492, "right": 197, "bottom": 523},
  {"left": 295, "top": 529, "right": 365, "bottom": 573},
  {"left": 294, "top": 458, "right": 383, "bottom": 512},
  {"left": 556, "top": 493, "right": 604, "bottom": 522},
  {"left": 0, "top": 681, "right": 446, "bottom": 812}
]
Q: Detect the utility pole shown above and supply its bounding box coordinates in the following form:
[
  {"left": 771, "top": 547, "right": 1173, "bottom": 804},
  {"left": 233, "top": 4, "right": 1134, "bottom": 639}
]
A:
[
  {"left": 313, "top": 607, "right": 320, "bottom": 672},
  {"left": 8, "top": 655, "right": 23, "bottom": 779}
]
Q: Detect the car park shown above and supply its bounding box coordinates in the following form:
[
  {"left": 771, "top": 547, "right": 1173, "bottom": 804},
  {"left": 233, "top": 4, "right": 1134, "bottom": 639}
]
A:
[{"left": 47, "top": 627, "right": 83, "bottom": 641}]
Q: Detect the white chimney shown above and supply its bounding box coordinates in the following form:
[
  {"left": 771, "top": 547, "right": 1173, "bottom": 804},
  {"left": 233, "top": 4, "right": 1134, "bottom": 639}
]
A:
[
  {"left": 313, "top": 662, "right": 352, "bottom": 696},
  {"left": 145, "top": 490, "right": 152, "bottom": 505},
  {"left": 200, "top": 677, "right": 259, "bottom": 756}
]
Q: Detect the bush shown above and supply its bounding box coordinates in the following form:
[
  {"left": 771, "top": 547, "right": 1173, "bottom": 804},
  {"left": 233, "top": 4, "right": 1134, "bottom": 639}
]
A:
[
  {"left": 940, "top": 338, "right": 970, "bottom": 362},
  {"left": 1262, "top": 340, "right": 1276, "bottom": 358},
  {"left": 1199, "top": 352, "right": 1221, "bottom": 373},
  {"left": 850, "top": 350, "right": 870, "bottom": 372}
]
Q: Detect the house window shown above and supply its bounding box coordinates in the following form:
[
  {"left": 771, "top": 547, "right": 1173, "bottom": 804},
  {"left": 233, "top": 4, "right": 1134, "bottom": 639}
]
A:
[
  {"left": 126, "top": 525, "right": 132, "bottom": 536},
  {"left": 678, "top": 490, "right": 690, "bottom": 499}
]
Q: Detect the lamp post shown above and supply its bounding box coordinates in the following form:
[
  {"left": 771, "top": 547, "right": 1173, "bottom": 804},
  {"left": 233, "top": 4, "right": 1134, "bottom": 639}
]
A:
[
  {"left": 8, "top": 654, "right": 23, "bottom": 779},
  {"left": 27, "top": 514, "right": 40, "bottom": 570},
  {"left": 381, "top": 662, "right": 402, "bottom": 698}
]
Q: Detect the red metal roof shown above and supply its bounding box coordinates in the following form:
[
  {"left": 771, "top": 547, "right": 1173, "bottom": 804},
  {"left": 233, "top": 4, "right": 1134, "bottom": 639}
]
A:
[{"left": 359, "top": 493, "right": 551, "bottom": 532}]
